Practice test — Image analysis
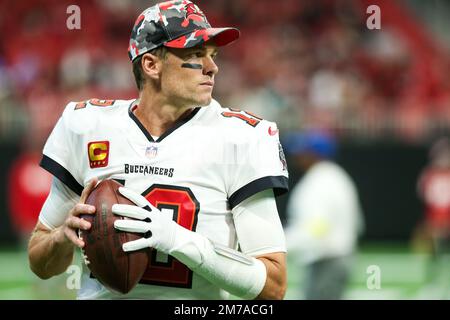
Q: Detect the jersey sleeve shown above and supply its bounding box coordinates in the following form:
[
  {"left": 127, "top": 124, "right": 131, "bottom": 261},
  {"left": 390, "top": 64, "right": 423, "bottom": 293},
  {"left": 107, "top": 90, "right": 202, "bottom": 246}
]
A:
[
  {"left": 39, "top": 102, "right": 84, "bottom": 195},
  {"left": 227, "top": 121, "right": 289, "bottom": 209},
  {"left": 39, "top": 177, "right": 79, "bottom": 229},
  {"left": 233, "top": 189, "right": 286, "bottom": 256}
]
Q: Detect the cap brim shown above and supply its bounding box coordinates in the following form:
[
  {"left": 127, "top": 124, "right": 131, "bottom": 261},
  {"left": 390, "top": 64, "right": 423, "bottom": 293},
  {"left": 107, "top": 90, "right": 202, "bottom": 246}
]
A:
[{"left": 164, "top": 27, "right": 240, "bottom": 49}]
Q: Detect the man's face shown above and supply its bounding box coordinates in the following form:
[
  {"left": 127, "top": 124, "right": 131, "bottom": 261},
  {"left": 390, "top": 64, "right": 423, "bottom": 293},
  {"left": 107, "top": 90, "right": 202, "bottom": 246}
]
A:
[{"left": 160, "top": 43, "right": 219, "bottom": 108}]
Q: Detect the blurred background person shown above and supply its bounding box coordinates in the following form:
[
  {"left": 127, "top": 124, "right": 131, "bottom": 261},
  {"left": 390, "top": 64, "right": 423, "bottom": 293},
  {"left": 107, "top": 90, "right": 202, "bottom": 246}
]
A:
[
  {"left": 283, "top": 130, "right": 364, "bottom": 300},
  {"left": 413, "top": 137, "right": 450, "bottom": 298}
]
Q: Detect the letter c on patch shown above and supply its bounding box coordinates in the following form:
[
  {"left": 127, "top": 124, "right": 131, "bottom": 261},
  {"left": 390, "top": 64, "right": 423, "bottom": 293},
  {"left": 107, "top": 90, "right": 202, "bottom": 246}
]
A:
[{"left": 88, "top": 141, "right": 110, "bottom": 168}]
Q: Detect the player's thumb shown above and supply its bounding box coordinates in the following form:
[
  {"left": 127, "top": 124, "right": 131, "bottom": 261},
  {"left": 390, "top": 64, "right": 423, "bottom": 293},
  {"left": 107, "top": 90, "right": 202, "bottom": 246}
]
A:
[{"left": 80, "top": 178, "right": 99, "bottom": 203}]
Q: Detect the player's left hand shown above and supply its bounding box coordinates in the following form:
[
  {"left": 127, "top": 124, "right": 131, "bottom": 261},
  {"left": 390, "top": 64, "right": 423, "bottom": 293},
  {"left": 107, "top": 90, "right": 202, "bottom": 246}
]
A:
[{"left": 112, "top": 187, "right": 178, "bottom": 253}]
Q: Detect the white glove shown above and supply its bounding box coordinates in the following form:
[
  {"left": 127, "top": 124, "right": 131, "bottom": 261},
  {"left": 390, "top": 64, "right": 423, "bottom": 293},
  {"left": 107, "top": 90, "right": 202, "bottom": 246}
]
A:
[{"left": 112, "top": 187, "right": 179, "bottom": 253}]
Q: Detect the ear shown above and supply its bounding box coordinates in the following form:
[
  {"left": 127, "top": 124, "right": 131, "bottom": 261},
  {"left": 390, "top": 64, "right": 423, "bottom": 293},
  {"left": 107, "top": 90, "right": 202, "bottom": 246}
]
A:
[{"left": 141, "top": 53, "right": 162, "bottom": 81}]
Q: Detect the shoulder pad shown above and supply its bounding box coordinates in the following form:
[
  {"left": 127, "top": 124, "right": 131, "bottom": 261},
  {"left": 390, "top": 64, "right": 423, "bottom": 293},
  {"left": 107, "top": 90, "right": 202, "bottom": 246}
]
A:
[
  {"left": 61, "top": 99, "right": 133, "bottom": 134},
  {"left": 217, "top": 104, "right": 279, "bottom": 140}
]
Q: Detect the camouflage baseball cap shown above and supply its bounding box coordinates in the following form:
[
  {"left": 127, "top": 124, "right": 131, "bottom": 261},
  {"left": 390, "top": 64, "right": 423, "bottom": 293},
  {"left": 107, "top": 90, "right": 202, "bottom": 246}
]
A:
[{"left": 128, "top": 0, "right": 240, "bottom": 62}]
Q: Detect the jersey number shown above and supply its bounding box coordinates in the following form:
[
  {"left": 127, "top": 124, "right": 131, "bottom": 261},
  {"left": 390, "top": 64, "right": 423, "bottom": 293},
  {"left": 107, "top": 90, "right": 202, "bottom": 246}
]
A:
[
  {"left": 139, "top": 184, "right": 200, "bottom": 288},
  {"left": 221, "top": 108, "right": 262, "bottom": 127},
  {"left": 74, "top": 99, "right": 116, "bottom": 110}
]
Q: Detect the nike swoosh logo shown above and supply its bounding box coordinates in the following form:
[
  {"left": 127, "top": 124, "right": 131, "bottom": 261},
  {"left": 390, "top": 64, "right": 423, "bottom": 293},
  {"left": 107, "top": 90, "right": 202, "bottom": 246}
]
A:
[{"left": 268, "top": 126, "right": 279, "bottom": 136}]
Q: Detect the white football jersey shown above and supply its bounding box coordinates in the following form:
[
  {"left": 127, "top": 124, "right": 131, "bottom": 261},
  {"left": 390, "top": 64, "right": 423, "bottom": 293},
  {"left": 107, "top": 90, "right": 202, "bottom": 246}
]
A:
[{"left": 40, "top": 98, "right": 289, "bottom": 299}]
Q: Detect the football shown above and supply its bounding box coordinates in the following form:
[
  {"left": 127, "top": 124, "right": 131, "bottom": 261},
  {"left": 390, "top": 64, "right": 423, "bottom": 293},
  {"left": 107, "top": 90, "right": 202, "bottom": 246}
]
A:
[{"left": 80, "top": 179, "right": 149, "bottom": 294}]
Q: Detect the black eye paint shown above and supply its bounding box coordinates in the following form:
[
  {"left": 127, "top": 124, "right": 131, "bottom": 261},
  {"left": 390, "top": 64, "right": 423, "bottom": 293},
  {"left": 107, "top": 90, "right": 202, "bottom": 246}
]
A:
[{"left": 181, "top": 63, "right": 203, "bottom": 69}]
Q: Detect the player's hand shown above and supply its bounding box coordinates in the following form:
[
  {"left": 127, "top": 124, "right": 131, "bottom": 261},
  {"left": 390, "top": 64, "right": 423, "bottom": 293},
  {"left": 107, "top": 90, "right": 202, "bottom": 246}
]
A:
[
  {"left": 55, "top": 178, "right": 98, "bottom": 248},
  {"left": 112, "top": 187, "right": 178, "bottom": 253}
]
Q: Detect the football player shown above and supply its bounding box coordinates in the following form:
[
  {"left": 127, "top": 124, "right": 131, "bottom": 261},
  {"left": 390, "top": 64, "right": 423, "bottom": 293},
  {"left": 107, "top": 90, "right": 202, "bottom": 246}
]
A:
[
  {"left": 28, "top": 0, "right": 289, "bottom": 300},
  {"left": 415, "top": 137, "right": 450, "bottom": 291}
]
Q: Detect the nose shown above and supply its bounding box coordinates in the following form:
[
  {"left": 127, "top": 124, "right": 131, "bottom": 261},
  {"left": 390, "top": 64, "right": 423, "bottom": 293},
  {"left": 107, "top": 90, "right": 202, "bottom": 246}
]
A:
[{"left": 203, "top": 56, "right": 219, "bottom": 77}]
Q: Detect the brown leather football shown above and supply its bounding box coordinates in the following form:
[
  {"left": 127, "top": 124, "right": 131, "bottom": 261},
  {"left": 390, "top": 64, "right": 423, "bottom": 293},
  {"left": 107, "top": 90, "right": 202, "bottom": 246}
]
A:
[{"left": 80, "top": 179, "right": 149, "bottom": 294}]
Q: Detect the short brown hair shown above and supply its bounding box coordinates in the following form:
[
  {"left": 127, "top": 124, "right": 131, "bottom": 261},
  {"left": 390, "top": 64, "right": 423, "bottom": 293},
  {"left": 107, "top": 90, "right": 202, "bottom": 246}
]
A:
[{"left": 132, "top": 47, "right": 168, "bottom": 91}]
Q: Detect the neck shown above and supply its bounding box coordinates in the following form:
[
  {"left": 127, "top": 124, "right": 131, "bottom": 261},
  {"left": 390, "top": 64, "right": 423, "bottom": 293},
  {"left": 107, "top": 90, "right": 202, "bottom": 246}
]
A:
[{"left": 135, "top": 89, "right": 195, "bottom": 137}]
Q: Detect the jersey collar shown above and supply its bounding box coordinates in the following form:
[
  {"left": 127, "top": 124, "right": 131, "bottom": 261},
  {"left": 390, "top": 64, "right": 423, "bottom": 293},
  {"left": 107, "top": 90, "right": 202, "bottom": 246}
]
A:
[{"left": 128, "top": 100, "right": 201, "bottom": 143}]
